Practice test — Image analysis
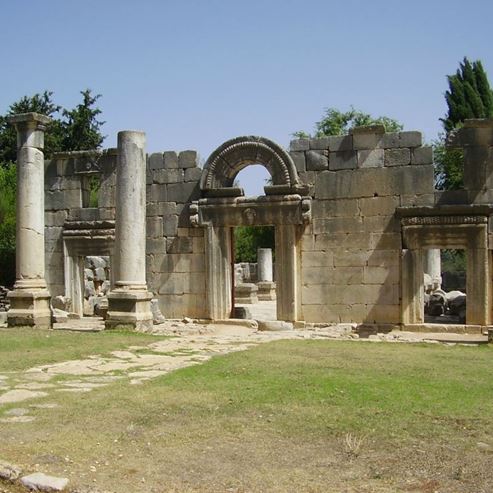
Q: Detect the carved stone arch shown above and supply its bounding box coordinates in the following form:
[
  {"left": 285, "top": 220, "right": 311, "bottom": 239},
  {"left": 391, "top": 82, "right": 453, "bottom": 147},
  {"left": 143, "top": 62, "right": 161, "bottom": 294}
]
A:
[{"left": 200, "top": 136, "right": 300, "bottom": 195}]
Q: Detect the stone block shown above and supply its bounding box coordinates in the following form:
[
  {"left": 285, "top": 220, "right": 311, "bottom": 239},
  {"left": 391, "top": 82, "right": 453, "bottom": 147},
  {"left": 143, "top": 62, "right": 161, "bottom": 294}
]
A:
[
  {"left": 192, "top": 236, "right": 205, "bottom": 252},
  {"left": 290, "top": 139, "right": 310, "bottom": 151},
  {"left": 309, "top": 137, "right": 330, "bottom": 150},
  {"left": 327, "top": 134, "right": 353, "bottom": 152},
  {"left": 367, "top": 249, "right": 400, "bottom": 267},
  {"left": 333, "top": 249, "right": 371, "bottom": 267},
  {"left": 185, "top": 167, "right": 202, "bottom": 182},
  {"left": 163, "top": 214, "right": 179, "bottom": 236},
  {"left": 290, "top": 151, "right": 306, "bottom": 173},
  {"left": 369, "top": 233, "right": 401, "bottom": 250},
  {"left": 167, "top": 182, "right": 200, "bottom": 203},
  {"left": 302, "top": 304, "right": 341, "bottom": 323},
  {"left": 328, "top": 151, "right": 357, "bottom": 171},
  {"left": 411, "top": 146, "right": 433, "bottom": 165},
  {"left": 163, "top": 151, "right": 179, "bottom": 169},
  {"left": 166, "top": 237, "right": 193, "bottom": 254},
  {"left": 351, "top": 125, "right": 385, "bottom": 150},
  {"left": 154, "top": 169, "right": 184, "bottom": 184},
  {"left": 315, "top": 232, "right": 372, "bottom": 250},
  {"left": 362, "top": 215, "right": 398, "bottom": 233},
  {"left": 306, "top": 150, "right": 329, "bottom": 171},
  {"left": 149, "top": 184, "right": 167, "bottom": 202},
  {"left": 313, "top": 216, "right": 363, "bottom": 235},
  {"left": 302, "top": 266, "right": 363, "bottom": 285},
  {"left": 400, "top": 193, "right": 435, "bottom": 206},
  {"left": 146, "top": 237, "right": 167, "bottom": 254},
  {"left": 149, "top": 152, "right": 164, "bottom": 170},
  {"left": 235, "top": 283, "right": 258, "bottom": 304},
  {"left": 147, "top": 201, "right": 177, "bottom": 216},
  {"left": 312, "top": 198, "right": 359, "bottom": 218},
  {"left": 358, "top": 149, "right": 384, "bottom": 168},
  {"left": 302, "top": 250, "right": 333, "bottom": 268},
  {"left": 45, "top": 210, "right": 68, "bottom": 226},
  {"left": 147, "top": 216, "right": 163, "bottom": 238},
  {"left": 363, "top": 266, "right": 399, "bottom": 284},
  {"left": 163, "top": 253, "right": 205, "bottom": 273},
  {"left": 179, "top": 150, "right": 198, "bottom": 168},
  {"left": 382, "top": 131, "right": 422, "bottom": 148},
  {"left": 358, "top": 196, "right": 399, "bottom": 216},
  {"left": 385, "top": 148, "right": 411, "bottom": 166}
]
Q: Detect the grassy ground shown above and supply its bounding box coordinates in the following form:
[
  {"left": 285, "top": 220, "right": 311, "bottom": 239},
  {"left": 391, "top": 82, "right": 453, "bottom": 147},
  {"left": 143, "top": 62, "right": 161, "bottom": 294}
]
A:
[
  {"left": 1, "top": 332, "right": 493, "bottom": 492},
  {"left": 0, "top": 328, "right": 161, "bottom": 372}
]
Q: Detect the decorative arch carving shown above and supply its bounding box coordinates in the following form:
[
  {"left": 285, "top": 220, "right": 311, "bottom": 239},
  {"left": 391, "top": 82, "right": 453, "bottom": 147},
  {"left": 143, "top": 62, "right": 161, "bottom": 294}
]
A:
[{"left": 200, "top": 136, "right": 301, "bottom": 195}]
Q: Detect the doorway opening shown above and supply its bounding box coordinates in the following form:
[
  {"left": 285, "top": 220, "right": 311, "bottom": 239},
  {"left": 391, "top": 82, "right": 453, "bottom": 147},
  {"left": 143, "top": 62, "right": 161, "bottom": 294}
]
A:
[
  {"left": 83, "top": 255, "right": 111, "bottom": 318},
  {"left": 232, "top": 225, "right": 276, "bottom": 320},
  {"left": 424, "top": 248, "right": 466, "bottom": 324}
]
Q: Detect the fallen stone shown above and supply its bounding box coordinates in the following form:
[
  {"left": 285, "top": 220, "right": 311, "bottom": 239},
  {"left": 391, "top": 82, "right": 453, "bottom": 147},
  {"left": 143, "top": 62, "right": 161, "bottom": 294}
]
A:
[
  {"left": 0, "top": 459, "right": 22, "bottom": 481},
  {"left": 257, "top": 320, "right": 293, "bottom": 331},
  {"left": 20, "top": 472, "right": 69, "bottom": 492},
  {"left": 151, "top": 298, "right": 166, "bottom": 324},
  {"left": 5, "top": 407, "right": 29, "bottom": 416},
  {"left": 0, "top": 389, "right": 47, "bottom": 404}
]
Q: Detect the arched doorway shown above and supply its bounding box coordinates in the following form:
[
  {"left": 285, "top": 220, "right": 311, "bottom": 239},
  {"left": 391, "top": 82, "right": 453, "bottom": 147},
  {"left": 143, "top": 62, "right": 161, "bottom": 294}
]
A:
[{"left": 190, "top": 136, "right": 311, "bottom": 321}]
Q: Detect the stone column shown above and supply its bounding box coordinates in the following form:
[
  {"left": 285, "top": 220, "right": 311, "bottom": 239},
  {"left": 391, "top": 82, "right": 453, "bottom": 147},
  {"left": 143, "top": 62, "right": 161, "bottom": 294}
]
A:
[
  {"left": 424, "top": 248, "right": 441, "bottom": 290},
  {"left": 7, "top": 113, "right": 52, "bottom": 328},
  {"left": 257, "top": 247, "right": 276, "bottom": 301},
  {"left": 106, "top": 131, "right": 152, "bottom": 330},
  {"left": 257, "top": 248, "right": 273, "bottom": 282}
]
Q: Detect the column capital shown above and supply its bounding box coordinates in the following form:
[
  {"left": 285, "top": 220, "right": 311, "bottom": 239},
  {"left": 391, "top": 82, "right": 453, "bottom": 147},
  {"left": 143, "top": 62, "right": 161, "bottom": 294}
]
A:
[{"left": 7, "top": 112, "right": 52, "bottom": 128}]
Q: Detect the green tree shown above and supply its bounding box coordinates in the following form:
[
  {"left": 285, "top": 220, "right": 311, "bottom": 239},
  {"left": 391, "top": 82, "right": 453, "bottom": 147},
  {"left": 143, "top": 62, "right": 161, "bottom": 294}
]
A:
[
  {"left": 435, "top": 57, "right": 493, "bottom": 189},
  {"left": 293, "top": 106, "right": 403, "bottom": 138},
  {"left": 234, "top": 226, "right": 275, "bottom": 263},
  {"left": 62, "top": 89, "right": 105, "bottom": 151}
]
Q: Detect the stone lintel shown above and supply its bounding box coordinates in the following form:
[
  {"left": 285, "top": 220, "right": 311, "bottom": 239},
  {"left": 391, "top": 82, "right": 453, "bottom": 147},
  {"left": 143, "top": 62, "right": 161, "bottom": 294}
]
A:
[{"left": 194, "top": 195, "right": 312, "bottom": 227}]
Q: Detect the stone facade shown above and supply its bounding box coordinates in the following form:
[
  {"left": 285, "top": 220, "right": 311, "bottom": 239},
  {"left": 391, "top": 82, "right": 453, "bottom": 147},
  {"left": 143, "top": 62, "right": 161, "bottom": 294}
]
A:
[{"left": 29, "top": 119, "right": 493, "bottom": 329}]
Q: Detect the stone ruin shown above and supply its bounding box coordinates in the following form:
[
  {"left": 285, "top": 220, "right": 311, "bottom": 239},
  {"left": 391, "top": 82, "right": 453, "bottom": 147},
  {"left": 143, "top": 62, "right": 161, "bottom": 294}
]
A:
[{"left": 3, "top": 113, "right": 493, "bottom": 333}]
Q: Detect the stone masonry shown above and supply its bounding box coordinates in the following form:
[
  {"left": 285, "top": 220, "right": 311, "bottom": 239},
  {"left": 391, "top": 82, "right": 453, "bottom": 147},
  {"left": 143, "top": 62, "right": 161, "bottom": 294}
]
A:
[{"left": 25, "top": 118, "right": 493, "bottom": 329}]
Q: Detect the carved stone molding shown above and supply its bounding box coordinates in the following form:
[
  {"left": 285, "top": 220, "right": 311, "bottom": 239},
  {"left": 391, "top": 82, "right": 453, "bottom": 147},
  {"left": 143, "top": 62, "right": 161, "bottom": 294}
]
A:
[
  {"left": 200, "top": 136, "right": 300, "bottom": 193},
  {"left": 402, "top": 215, "right": 487, "bottom": 226}
]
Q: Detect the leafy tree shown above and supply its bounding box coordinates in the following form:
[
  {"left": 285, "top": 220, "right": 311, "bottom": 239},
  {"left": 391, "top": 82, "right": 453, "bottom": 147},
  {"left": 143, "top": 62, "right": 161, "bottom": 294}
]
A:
[
  {"left": 0, "top": 164, "right": 16, "bottom": 286},
  {"left": 435, "top": 57, "right": 493, "bottom": 189},
  {"left": 62, "top": 90, "right": 105, "bottom": 151},
  {"left": 234, "top": 226, "right": 274, "bottom": 263},
  {"left": 293, "top": 106, "right": 402, "bottom": 138}
]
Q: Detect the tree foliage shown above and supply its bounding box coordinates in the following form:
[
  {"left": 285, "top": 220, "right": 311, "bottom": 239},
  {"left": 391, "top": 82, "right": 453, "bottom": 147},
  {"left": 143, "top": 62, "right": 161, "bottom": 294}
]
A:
[
  {"left": 293, "top": 106, "right": 403, "bottom": 138},
  {"left": 234, "top": 226, "right": 275, "bottom": 263},
  {"left": 435, "top": 57, "right": 493, "bottom": 190},
  {"left": 0, "top": 90, "right": 105, "bottom": 286}
]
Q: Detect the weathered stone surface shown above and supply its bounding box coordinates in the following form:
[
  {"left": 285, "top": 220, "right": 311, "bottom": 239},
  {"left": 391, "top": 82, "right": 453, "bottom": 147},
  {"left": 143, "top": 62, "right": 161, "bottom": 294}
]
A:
[
  {"left": 328, "top": 151, "right": 357, "bottom": 170},
  {"left": 20, "top": 472, "right": 69, "bottom": 492},
  {"left": 290, "top": 151, "right": 306, "bottom": 173},
  {"left": 0, "top": 389, "right": 48, "bottom": 404},
  {"left": 163, "top": 151, "right": 178, "bottom": 169},
  {"left": 0, "top": 459, "right": 22, "bottom": 481},
  {"left": 358, "top": 149, "right": 384, "bottom": 168},
  {"left": 149, "top": 152, "right": 164, "bottom": 170},
  {"left": 411, "top": 146, "right": 433, "bottom": 165},
  {"left": 290, "top": 139, "right": 310, "bottom": 151},
  {"left": 384, "top": 148, "right": 411, "bottom": 166},
  {"left": 178, "top": 150, "right": 198, "bottom": 168},
  {"left": 306, "top": 150, "right": 328, "bottom": 171},
  {"left": 258, "top": 320, "right": 293, "bottom": 331}
]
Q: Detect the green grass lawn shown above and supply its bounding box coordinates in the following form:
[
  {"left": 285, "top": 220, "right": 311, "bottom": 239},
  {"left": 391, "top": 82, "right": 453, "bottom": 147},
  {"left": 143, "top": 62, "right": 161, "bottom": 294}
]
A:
[
  {"left": 0, "top": 327, "right": 162, "bottom": 371},
  {"left": 1, "top": 334, "right": 492, "bottom": 492}
]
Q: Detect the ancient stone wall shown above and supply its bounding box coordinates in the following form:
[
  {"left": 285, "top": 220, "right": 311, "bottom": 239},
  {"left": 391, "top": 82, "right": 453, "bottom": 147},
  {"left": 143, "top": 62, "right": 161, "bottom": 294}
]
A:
[
  {"left": 145, "top": 150, "right": 206, "bottom": 318},
  {"left": 289, "top": 126, "right": 434, "bottom": 324},
  {"left": 44, "top": 150, "right": 117, "bottom": 299}
]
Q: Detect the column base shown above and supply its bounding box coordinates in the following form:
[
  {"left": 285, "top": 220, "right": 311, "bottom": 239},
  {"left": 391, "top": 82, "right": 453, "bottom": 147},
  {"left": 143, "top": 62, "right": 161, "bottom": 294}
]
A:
[
  {"left": 257, "top": 281, "right": 276, "bottom": 301},
  {"left": 105, "top": 289, "right": 153, "bottom": 331},
  {"left": 7, "top": 289, "right": 52, "bottom": 329}
]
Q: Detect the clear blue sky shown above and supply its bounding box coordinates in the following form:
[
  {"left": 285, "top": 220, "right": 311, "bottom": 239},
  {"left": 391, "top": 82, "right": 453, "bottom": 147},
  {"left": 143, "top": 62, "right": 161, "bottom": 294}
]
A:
[{"left": 2, "top": 0, "right": 492, "bottom": 193}]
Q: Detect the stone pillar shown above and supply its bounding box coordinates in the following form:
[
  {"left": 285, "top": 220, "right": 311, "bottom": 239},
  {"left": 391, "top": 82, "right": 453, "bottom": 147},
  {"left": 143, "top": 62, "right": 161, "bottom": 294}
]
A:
[
  {"left": 401, "top": 249, "right": 424, "bottom": 325},
  {"left": 424, "top": 248, "right": 441, "bottom": 290},
  {"left": 257, "top": 248, "right": 273, "bottom": 282},
  {"left": 7, "top": 113, "right": 52, "bottom": 328},
  {"left": 106, "top": 131, "right": 152, "bottom": 330},
  {"left": 257, "top": 247, "right": 276, "bottom": 301}
]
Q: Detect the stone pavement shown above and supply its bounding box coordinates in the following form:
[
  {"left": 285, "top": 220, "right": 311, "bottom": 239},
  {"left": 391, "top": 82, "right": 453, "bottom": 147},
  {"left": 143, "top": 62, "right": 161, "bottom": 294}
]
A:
[{"left": 0, "top": 317, "right": 488, "bottom": 425}]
